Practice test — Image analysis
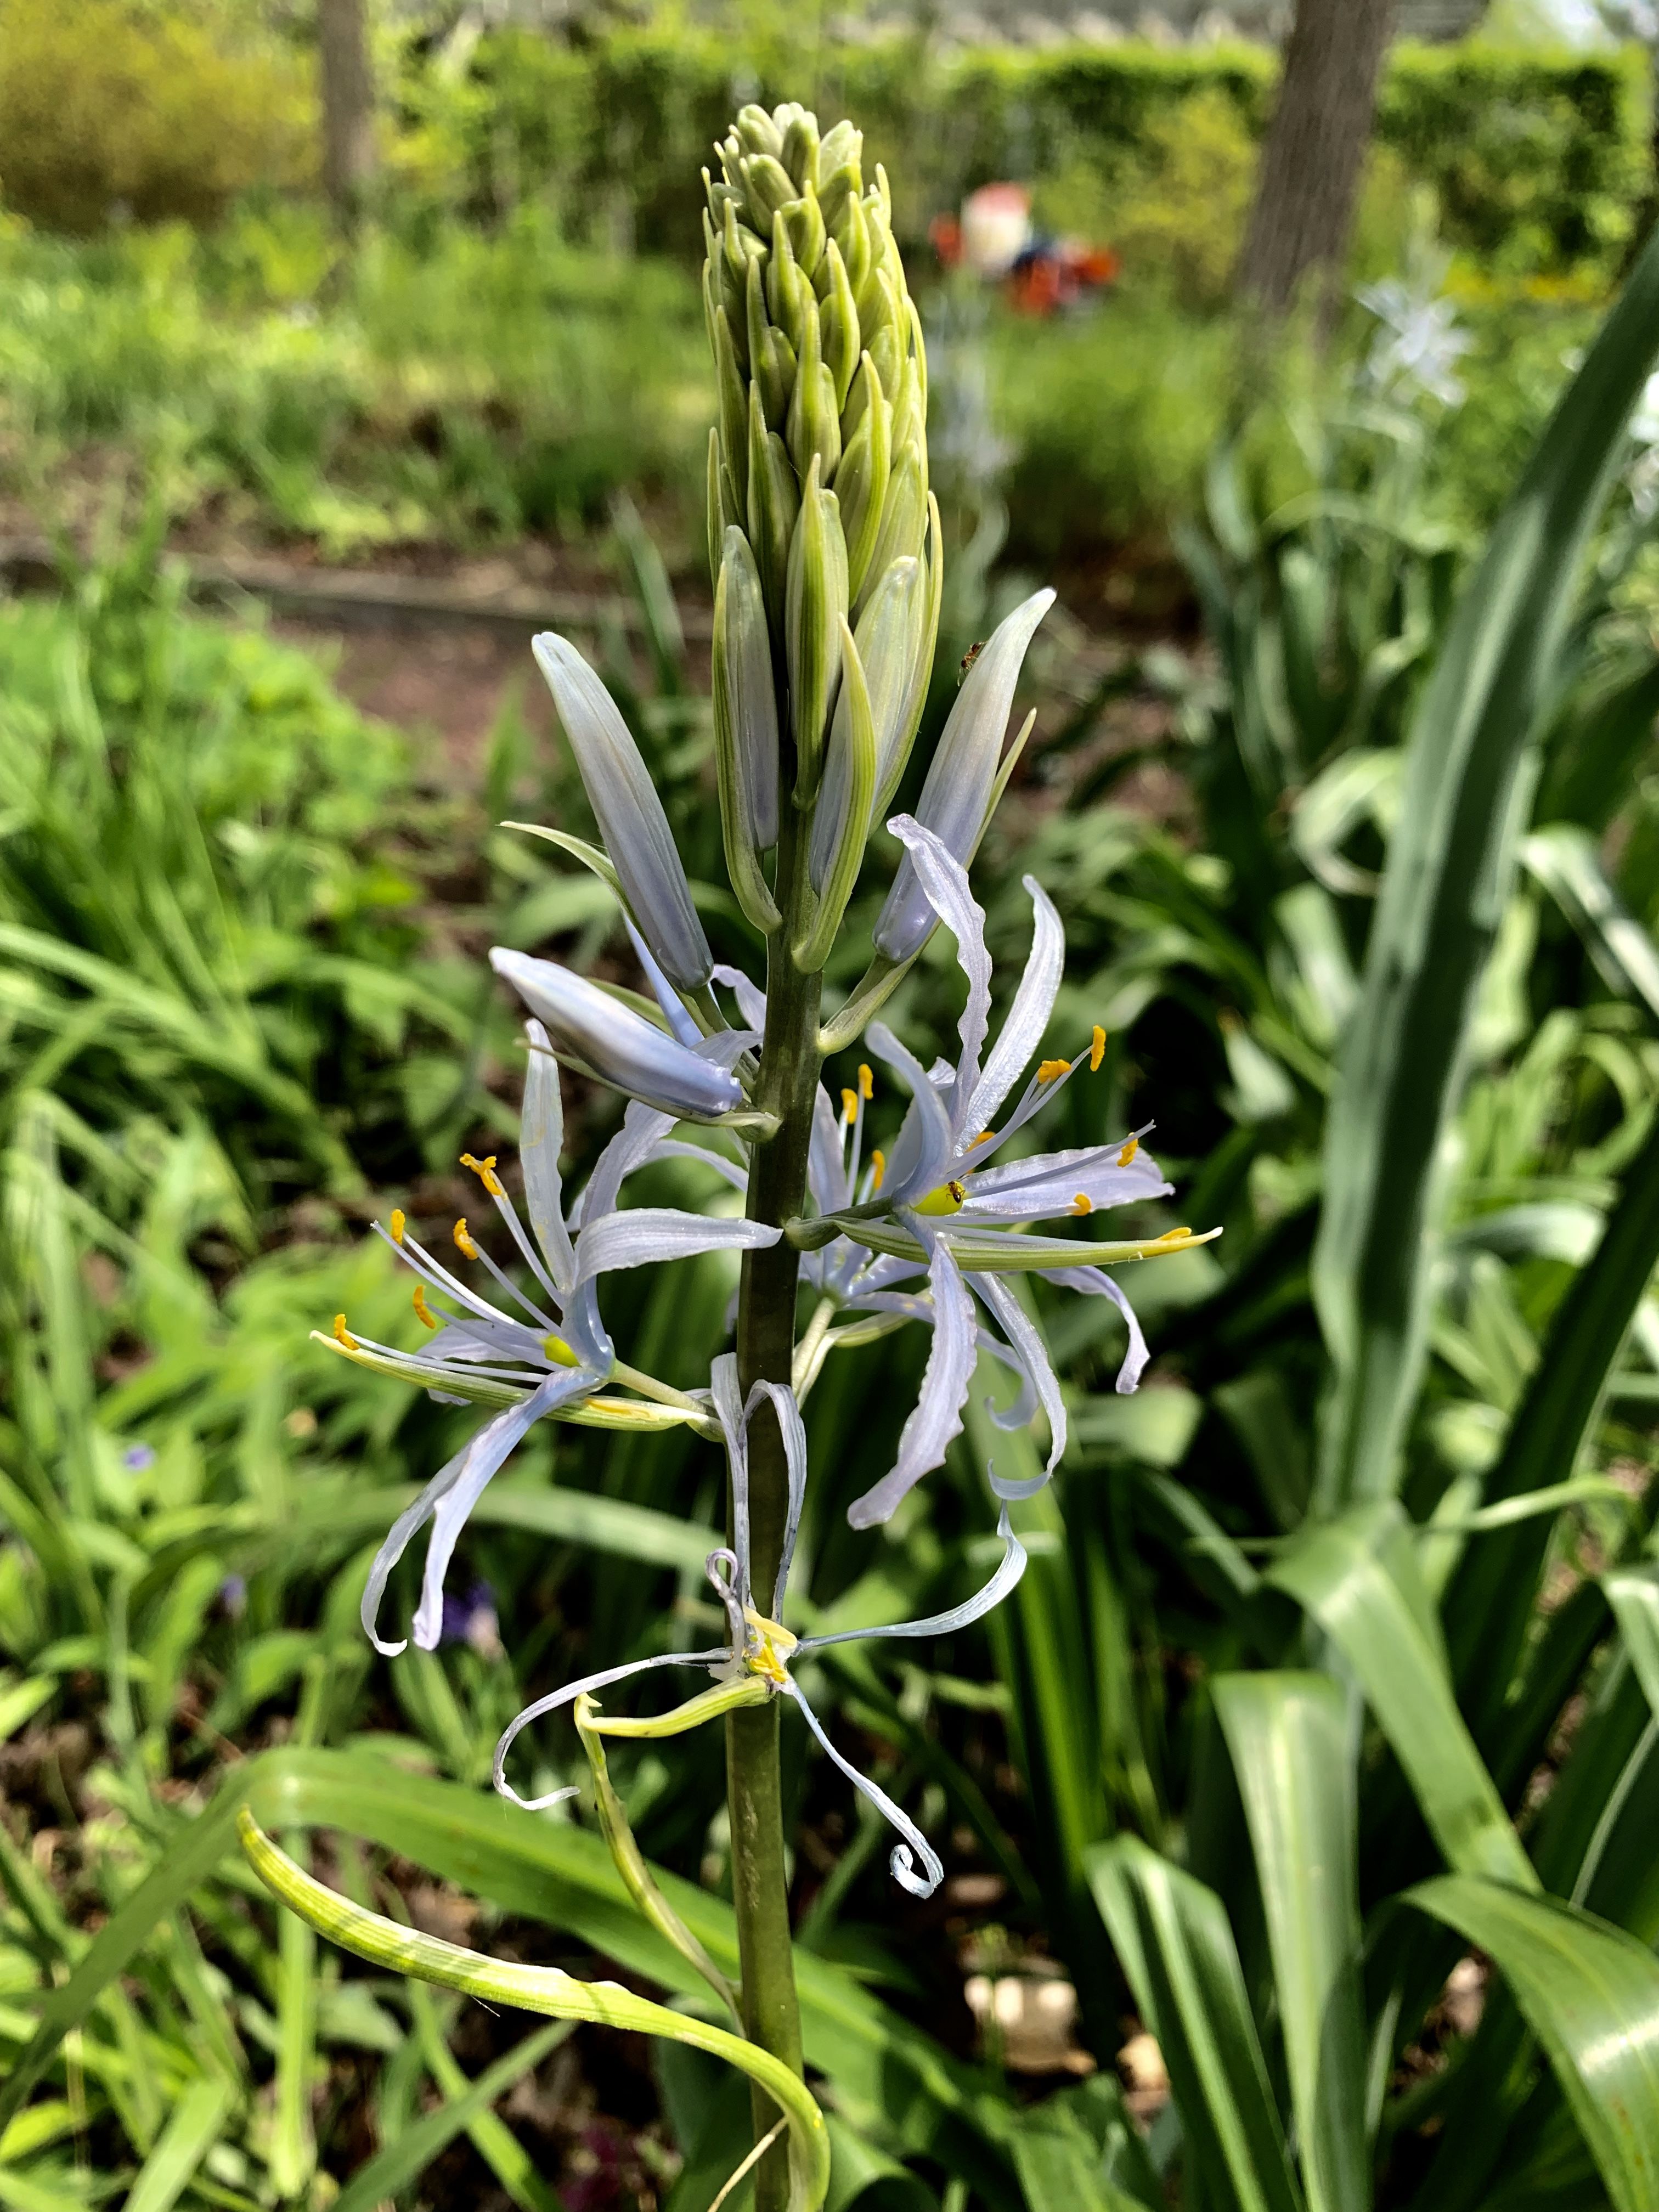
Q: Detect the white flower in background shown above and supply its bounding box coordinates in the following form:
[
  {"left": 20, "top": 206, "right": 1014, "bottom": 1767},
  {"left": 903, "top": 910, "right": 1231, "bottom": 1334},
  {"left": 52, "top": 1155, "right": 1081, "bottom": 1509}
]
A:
[
  {"left": 801, "top": 817, "right": 1216, "bottom": 1529},
  {"left": 1626, "top": 368, "right": 1659, "bottom": 519},
  {"left": 492, "top": 1358, "right": 1026, "bottom": 1898},
  {"left": 324, "top": 1020, "right": 780, "bottom": 1657},
  {"left": 1357, "top": 276, "right": 1471, "bottom": 410}
]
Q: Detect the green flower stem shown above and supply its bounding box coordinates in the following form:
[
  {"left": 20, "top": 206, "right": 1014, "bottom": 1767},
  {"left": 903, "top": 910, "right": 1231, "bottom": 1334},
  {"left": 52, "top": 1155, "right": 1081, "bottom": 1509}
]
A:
[{"left": 729, "top": 798, "right": 822, "bottom": 2211}]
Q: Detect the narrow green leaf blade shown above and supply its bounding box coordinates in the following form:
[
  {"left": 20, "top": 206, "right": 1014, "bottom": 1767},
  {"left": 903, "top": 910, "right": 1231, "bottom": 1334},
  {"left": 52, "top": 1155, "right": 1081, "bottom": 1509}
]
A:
[
  {"left": 1407, "top": 1877, "right": 1659, "bottom": 2212},
  {"left": 123, "top": 2078, "right": 237, "bottom": 2212},
  {"left": 1312, "top": 221, "right": 1659, "bottom": 1507},
  {"left": 1212, "top": 1674, "right": 1370, "bottom": 2212},
  {"left": 1269, "top": 1504, "right": 1536, "bottom": 1891},
  {"left": 1086, "top": 1835, "right": 1304, "bottom": 2212},
  {"left": 330, "top": 2018, "right": 569, "bottom": 2212}
]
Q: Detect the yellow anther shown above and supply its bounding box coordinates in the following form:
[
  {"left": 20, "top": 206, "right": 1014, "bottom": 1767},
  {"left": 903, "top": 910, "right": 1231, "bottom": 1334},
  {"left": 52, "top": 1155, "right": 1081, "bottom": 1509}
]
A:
[
  {"left": 460, "top": 1152, "right": 505, "bottom": 1199},
  {"left": 1118, "top": 1135, "right": 1140, "bottom": 1167},
  {"left": 1071, "top": 1192, "right": 1093, "bottom": 1216},
  {"left": 1037, "top": 1058, "right": 1070, "bottom": 1085},
  {"left": 453, "top": 1217, "right": 479, "bottom": 1259},
  {"left": 413, "top": 1284, "right": 439, "bottom": 1330},
  {"left": 858, "top": 1063, "right": 873, "bottom": 1100},
  {"left": 542, "top": 1333, "right": 581, "bottom": 1368},
  {"left": 970, "top": 1128, "right": 995, "bottom": 1147},
  {"left": 390, "top": 1207, "right": 406, "bottom": 1245},
  {"left": 841, "top": 1087, "right": 857, "bottom": 1123},
  {"left": 742, "top": 1608, "right": 797, "bottom": 1688},
  {"left": 915, "top": 1179, "right": 967, "bottom": 1217},
  {"left": 870, "top": 1149, "right": 886, "bottom": 1192},
  {"left": 1090, "top": 1025, "right": 1107, "bottom": 1073},
  {"left": 332, "top": 1313, "right": 358, "bottom": 1350}
]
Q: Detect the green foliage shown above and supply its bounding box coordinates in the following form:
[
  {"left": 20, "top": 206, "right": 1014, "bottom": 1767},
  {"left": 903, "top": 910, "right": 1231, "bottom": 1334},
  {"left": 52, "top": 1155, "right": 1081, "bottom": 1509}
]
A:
[
  {"left": 0, "top": 204, "right": 711, "bottom": 557},
  {"left": 0, "top": 0, "right": 312, "bottom": 234},
  {"left": 425, "top": 30, "right": 1649, "bottom": 281}
]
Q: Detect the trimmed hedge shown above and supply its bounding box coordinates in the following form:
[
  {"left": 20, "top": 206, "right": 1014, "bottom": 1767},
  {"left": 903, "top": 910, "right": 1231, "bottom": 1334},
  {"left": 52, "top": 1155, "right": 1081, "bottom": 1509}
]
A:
[{"left": 422, "top": 30, "right": 1649, "bottom": 278}]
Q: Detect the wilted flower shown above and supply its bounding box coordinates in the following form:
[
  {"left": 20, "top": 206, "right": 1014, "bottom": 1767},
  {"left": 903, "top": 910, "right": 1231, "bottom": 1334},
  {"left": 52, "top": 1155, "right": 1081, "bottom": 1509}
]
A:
[
  {"left": 321, "top": 1021, "right": 780, "bottom": 1656},
  {"left": 799, "top": 818, "right": 1217, "bottom": 1528},
  {"left": 493, "top": 1358, "right": 1025, "bottom": 1897}
]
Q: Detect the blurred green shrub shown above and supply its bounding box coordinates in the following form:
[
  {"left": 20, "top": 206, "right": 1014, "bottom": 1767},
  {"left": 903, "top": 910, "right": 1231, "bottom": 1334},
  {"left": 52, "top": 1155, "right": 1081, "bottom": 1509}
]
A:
[
  {"left": 0, "top": 0, "right": 313, "bottom": 234},
  {"left": 419, "top": 30, "right": 1649, "bottom": 281}
]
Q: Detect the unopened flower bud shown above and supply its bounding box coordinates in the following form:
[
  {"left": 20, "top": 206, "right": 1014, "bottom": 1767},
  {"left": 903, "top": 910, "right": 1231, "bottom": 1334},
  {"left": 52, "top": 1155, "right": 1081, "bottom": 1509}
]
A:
[
  {"left": 492, "top": 952, "right": 742, "bottom": 1121},
  {"left": 531, "top": 633, "right": 712, "bottom": 991},
  {"left": 714, "top": 529, "right": 782, "bottom": 934},
  {"left": 873, "top": 587, "right": 1056, "bottom": 963},
  {"left": 786, "top": 457, "right": 850, "bottom": 800}
]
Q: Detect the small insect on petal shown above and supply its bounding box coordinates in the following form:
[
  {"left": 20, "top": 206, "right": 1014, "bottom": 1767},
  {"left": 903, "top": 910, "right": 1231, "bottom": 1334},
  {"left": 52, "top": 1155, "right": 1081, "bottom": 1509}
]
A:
[
  {"left": 1071, "top": 1193, "right": 1093, "bottom": 1216},
  {"left": 460, "top": 1152, "right": 506, "bottom": 1199},
  {"left": 1037, "top": 1058, "right": 1070, "bottom": 1085},
  {"left": 915, "top": 1178, "right": 967, "bottom": 1216},
  {"left": 1118, "top": 1135, "right": 1139, "bottom": 1167},
  {"left": 454, "top": 1217, "right": 479, "bottom": 1259},
  {"left": 1090, "top": 1025, "right": 1106, "bottom": 1073},
  {"left": 333, "top": 1313, "right": 358, "bottom": 1350},
  {"left": 390, "top": 1207, "right": 407, "bottom": 1244},
  {"left": 413, "top": 1284, "right": 439, "bottom": 1330},
  {"left": 858, "top": 1063, "right": 874, "bottom": 1099},
  {"left": 871, "top": 1148, "right": 887, "bottom": 1192}
]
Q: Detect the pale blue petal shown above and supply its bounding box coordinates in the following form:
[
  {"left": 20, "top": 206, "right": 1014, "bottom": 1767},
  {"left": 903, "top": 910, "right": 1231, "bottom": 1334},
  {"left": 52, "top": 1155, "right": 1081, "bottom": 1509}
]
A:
[
  {"left": 847, "top": 1226, "right": 977, "bottom": 1528},
  {"left": 958, "top": 1140, "right": 1171, "bottom": 1221},
  {"left": 646, "top": 1137, "right": 751, "bottom": 1195},
  {"left": 746, "top": 1378, "right": 808, "bottom": 1616},
  {"left": 362, "top": 1365, "right": 595, "bottom": 1658},
  {"left": 872, "top": 588, "right": 1054, "bottom": 962},
  {"left": 781, "top": 1674, "right": 944, "bottom": 1897},
  {"left": 797, "top": 1505, "right": 1026, "bottom": 1654},
  {"left": 965, "top": 876, "right": 1065, "bottom": 1137},
  {"left": 625, "top": 914, "right": 703, "bottom": 1047},
  {"left": 521, "top": 1019, "right": 577, "bottom": 1291},
  {"left": 709, "top": 1352, "right": 752, "bottom": 1605},
  {"left": 573, "top": 1207, "right": 779, "bottom": 1286},
  {"left": 493, "top": 1646, "right": 729, "bottom": 1812},
  {"left": 712, "top": 962, "right": 768, "bottom": 1030},
  {"left": 888, "top": 817, "right": 992, "bottom": 1130},
  {"left": 865, "top": 1020, "right": 954, "bottom": 1207},
  {"left": 492, "top": 951, "right": 743, "bottom": 1121},
  {"left": 969, "top": 1271, "right": 1066, "bottom": 1481},
  {"left": 1045, "top": 1265, "right": 1151, "bottom": 1394},
  {"left": 532, "top": 632, "right": 712, "bottom": 991},
  {"left": 808, "top": 1085, "right": 850, "bottom": 1216}
]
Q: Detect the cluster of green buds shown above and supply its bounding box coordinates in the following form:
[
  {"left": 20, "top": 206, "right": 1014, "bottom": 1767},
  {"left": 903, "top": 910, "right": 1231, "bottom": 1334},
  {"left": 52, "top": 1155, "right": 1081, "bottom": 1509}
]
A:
[{"left": 703, "top": 102, "right": 942, "bottom": 964}]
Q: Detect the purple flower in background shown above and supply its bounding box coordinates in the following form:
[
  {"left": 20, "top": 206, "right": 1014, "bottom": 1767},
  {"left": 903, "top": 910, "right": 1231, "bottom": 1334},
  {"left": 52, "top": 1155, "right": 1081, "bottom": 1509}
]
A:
[
  {"left": 121, "top": 1443, "right": 156, "bottom": 1472},
  {"left": 440, "top": 1581, "right": 504, "bottom": 1660},
  {"left": 219, "top": 1575, "right": 247, "bottom": 1619}
]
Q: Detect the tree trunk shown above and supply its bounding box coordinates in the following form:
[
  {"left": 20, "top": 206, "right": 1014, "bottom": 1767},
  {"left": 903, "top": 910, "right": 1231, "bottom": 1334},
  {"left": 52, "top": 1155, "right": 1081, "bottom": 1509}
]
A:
[
  {"left": 1236, "top": 0, "right": 1398, "bottom": 321},
  {"left": 318, "top": 0, "right": 376, "bottom": 230}
]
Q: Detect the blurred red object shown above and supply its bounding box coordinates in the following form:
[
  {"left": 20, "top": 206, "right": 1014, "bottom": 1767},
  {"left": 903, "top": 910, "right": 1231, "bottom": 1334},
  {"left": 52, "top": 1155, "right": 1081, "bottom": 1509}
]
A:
[{"left": 930, "top": 184, "right": 1119, "bottom": 315}]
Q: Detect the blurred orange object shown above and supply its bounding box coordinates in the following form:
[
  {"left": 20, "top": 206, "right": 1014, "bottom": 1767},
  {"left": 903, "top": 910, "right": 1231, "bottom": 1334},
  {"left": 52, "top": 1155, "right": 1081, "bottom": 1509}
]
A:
[{"left": 930, "top": 184, "right": 1119, "bottom": 315}]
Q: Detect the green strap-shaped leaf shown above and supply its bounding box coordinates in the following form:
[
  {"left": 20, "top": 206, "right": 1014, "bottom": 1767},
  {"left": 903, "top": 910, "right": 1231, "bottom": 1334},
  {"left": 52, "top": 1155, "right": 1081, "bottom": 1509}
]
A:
[
  {"left": 330, "top": 2015, "right": 568, "bottom": 2212},
  {"left": 238, "top": 1810, "right": 832, "bottom": 2212},
  {"left": 1311, "top": 217, "right": 1659, "bottom": 1510},
  {"left": 1446, "top": 1109, "right": 1659, "bottom": 1756},
  {"left": 123, "top": 2078, "right": 237, "bottom": 2212},
  {"left": 0, "top": 1748, "right": 1018, "bottom": 2203},
  {"left": 1606, "top": 1568, "right": 1659, "bottom": 1720},
  {"left": 1212, "top": 1674, "right": 1370, "bottom": 2212},
  {"left": 1406, "top": 1877, "right": 1659, "bottom": 2212},
  {"left": 1522, "top": 823, "right": 1659, "bottom": 1026},
  {"left": 1268, "top": 1504, "right": 1537, "bottom": 1892},
  {"left": 1086, "top": 1835, "right": 1304, "bottom": 2212}
]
